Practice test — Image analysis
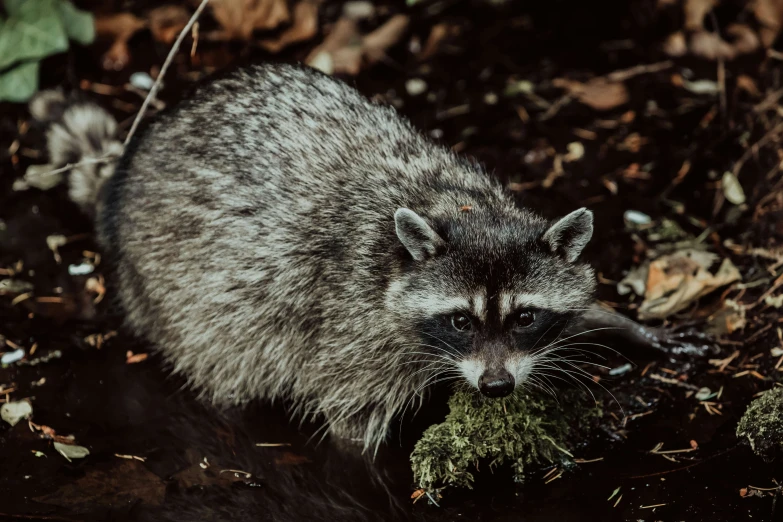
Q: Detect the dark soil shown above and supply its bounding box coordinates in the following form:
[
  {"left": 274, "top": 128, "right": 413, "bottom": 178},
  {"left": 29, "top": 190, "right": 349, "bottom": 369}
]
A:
[{"left": 1, "top": 1, "right": 783, "bottom": 521}]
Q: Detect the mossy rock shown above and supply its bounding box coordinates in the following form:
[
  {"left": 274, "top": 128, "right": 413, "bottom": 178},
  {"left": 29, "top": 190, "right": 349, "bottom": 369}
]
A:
[
  {"left": 737, "top": 386, "right": 783, "bottom": 461},
  {"left": 410, "top": 388, "right": 600, "bottom": 494}
]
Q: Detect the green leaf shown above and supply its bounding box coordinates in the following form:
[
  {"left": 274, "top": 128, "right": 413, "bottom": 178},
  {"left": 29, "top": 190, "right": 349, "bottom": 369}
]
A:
[
  {"left": 0, "top": 1, "right": 68, "bottom": 70},
  {"left": 57, "top": 0, "right": 95, "bottom": 45},
  {"left": 0, "top": 61, "right": 39, "bottom": 103}
]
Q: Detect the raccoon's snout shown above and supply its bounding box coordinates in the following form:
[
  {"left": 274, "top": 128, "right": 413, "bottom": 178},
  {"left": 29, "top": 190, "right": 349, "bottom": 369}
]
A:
[{"left": 478, "top": 369, "right": 514, "bottom": 398}]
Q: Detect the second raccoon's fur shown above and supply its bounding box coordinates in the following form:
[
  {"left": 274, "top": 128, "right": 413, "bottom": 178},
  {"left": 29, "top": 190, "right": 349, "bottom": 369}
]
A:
[
  {"left": 29, "top": 90, "right": 122, "bottom": 216},
  {"left": 98, "top": 63, "right": 597, "bottom": 452}
]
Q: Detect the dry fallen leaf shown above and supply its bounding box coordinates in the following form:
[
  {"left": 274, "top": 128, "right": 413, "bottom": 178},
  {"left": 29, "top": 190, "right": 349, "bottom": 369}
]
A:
[
  {"left": 638, "top": 249, "right": 741, "bottom": 320},
  {"left": 663, "top": 31, "right": 688, "bottom": 56},
  {"left": 553, "top": 77, "right": 630, "bottom": 111},
  {"left": 753, "top": 0, "right": 783, "bottom": 47},
  {"left": 707, "top": 298, "right": 747, "bottom": 336},
  {"left": 208, "top": 0, "right": 290, "bottom": 40},
  {"left": 259, "top": 0, "right": 320, "bottom": 53},
  {"left": 736, "top": 74, "right": 761, "bottom": 96},
  {"left": 126, "top": 351, "right": 149, "bottom": 364},
  {"left": 95, "top": 13, "right": 148, "bottom": 71},
  {"left": 306, "top": 14, "right": 409, "bottom": 75},
  {"left": 689, "top": 31, "right": 736, "bottom": 61},
  {"left": 419, "top": 23, "right": 450, "bottom": 61},
  {"left": 727, "top": 24, "right": 762, "bottom": 55},
  {"left": 684, "top": 0, "right": 717, "bottom": 31},
  {"left": 54, "top": 441, "right": 90, "bottom": 462},
  {"left": 149, "top": 5, "right": 191, "bottom": 45}
]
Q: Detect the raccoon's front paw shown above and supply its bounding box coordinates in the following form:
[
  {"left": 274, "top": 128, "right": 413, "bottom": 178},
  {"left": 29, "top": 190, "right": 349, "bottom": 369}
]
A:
[{"left": 644, "top": 327, "right": 719, "bottom": 357}]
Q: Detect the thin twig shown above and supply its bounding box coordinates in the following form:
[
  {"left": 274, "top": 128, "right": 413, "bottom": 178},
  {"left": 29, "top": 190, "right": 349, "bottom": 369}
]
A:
[
  {"left": 124, "top": 0, "right": 211, "bottom": 146},
  {"left": 627, "top": 446, "right": 738, "bottom": 479},
  {"left": 732, "top": 120, "right": 783, "bottom": 178},
  {"left": 605, "top": 60, "right": 673, "bottom": 83},
  {"left": 28, "top": 154, "right": 120, "bottom": 179}
]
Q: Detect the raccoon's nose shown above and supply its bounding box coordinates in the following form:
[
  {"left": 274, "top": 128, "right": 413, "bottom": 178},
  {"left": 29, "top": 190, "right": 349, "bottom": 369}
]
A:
[{"left": 478, "top": 370, "right": 515, "bottom": 398}]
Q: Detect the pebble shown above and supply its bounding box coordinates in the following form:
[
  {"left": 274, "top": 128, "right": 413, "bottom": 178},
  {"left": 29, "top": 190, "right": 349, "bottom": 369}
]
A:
[{"left": 406, "top": 78, "right": 428, "bottom": 96}]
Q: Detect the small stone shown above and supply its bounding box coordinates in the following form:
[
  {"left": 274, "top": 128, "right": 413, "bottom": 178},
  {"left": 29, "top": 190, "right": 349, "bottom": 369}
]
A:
[
  {"left": 129, "top": 72, "right": 155, "bottom": 91},
  {"left": 722, "top": 171, "right": 746, "bottom": 205},
  {"left": 695, "top": 387, "right": 713, "bottom": 401},
  {"left": 1, "top": 400, "right": 32, "bottom": 426},
  {"left": 406, "top": 78, "right": 428, "bottom": 96},
  {"left": 308, "top": 52, "right": 333, "bottom": 75},
  {"left": 623, "top": 210, "right": 652, "bottom": 227},
  {"left": 68, "top": 262, "right": 95, "bottom": 276},
  {"left": 1, "top": 348, "right": 25, "bottom": 365}
]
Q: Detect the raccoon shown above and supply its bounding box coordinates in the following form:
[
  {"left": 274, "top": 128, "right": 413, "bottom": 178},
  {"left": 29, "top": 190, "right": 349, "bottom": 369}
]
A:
[{"left": 32, "top": 63, "right": 709, "bottom": 454}]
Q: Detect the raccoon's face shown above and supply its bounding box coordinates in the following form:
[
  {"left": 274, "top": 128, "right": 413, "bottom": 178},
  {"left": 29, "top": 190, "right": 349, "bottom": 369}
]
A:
[{"left": 388, "top": 206, "right": 596, "bottom": 398}]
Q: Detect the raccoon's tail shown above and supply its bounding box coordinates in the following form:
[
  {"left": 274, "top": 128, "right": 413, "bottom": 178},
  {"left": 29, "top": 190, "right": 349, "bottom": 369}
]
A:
[{"left": 28, "top": 90, "right": 124, "bottom": 216}]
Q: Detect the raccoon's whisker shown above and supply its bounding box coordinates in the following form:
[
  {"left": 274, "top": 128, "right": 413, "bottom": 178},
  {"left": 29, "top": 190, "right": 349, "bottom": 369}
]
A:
[
  {"left": 541, "top": 326, "right": 624, "bottom": 350},
  {"left": 528, "top": 320, "right": 562, "bottom": 354},
  {"left": 419, "top": 332, "right": 463, "bottom": 359},
  {"left": 543, "top": 341, "right": 630, "bottom": 362},
  {"left": 538, "top": 344, "right": 609, "bottom": 360},
  {"left": 399, "top": 369, "right": 460, "bottom": 429},
  {"left": 537, "top": 360, "right": 624, "bottom": 413},
  {"left": 535, "top": 366, "right": 599, "bottom": 402},
  {"left": 540, "top": 355, "right": 612, "bottom": 370},
  {"left": 527, "top": 374, "right": 560, "bottom": 404}
]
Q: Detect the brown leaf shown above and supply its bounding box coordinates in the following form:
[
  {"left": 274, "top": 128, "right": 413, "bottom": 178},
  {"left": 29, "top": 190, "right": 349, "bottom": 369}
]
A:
[
  {"left": 306, "top": 14, "right": 409, "bottom": 76},
  {"left": 33, "top": 460, "right": 165, "bottom": 511},
  {"left": 209, "top": 0, "right": 290, "bottom": 40},
  {"left": 95, "top": 13, "right": 148, "bottom": 71},
  {"left": 753, "top": 0, "right": 783, "bottom": 47},
  {"left": 684, "top": 0, "right": 716, "bottom": 31},
  {"left": 736, "top": 74, "right": 761, "bottom": 97},
  {"left": 554, "top": 77, "right": 629, "bottom": 111},
  {"left": 126, "top": 351, "right": 149, "bottom": 364},
  {"left": 149, "top": 5, "right": 191, "bottom": 45},
  {"left": 418, "top": 23, "right": 450, "bottom": 60},
  {"left": 363, "top": 14, "right": 409, "bottom": 64},
  {"left": 663, "top": 31, "right": 688, "bottom": 56},
  {"left": 638, "top": 249, "right": 741, "bottom": 320},
  {"left": 259, "top": 0, "right": 320, "bottom": 53},
  {"left": 689, "top": 30, "right": 736, "bottom": 60},
  {"left": 727, "top": 24, "right": 761, "bottom": 55}
]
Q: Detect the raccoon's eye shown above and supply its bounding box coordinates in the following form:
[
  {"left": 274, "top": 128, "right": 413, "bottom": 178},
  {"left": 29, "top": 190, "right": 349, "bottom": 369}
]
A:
[
  {"left": 516, "top": 310, "right": 535, "bottom": 328},
  {"left": 450, "top": 313, "right": 472, "bottom": 331}
]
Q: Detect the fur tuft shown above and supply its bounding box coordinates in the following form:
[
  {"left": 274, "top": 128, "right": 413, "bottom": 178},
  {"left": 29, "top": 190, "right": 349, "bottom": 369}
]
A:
[{"left": 29, "top": 90, "right": 123, "bottom": 215}]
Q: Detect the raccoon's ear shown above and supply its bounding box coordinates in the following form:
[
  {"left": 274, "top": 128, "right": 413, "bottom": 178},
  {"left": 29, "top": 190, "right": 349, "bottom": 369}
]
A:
[
  {"left": 394, "top": 208, "right": 445, "bottom": 261},
  {"left": 541, "top": 207, "right": 593, "bottom": 262}
]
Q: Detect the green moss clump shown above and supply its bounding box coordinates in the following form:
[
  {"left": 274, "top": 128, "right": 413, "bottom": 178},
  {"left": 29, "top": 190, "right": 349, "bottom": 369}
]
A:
[
  {"left": 410, "top": 388, "right": 599, "bottom": 493},
  {"left": 736, "top": 386, "right": 783, "bottom": 461}
]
